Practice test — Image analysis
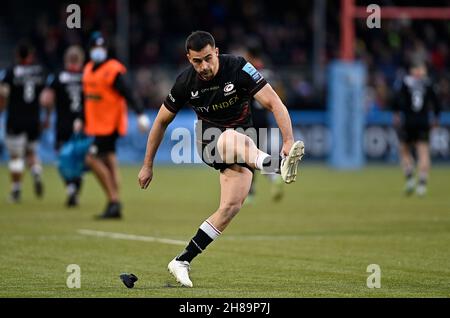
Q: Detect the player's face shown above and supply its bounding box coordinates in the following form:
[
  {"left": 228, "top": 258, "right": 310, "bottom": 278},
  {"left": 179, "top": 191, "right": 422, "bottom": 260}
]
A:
[
  {"left": 411, "top": 65, "right": 427, "bottom": 79},
  {"left": 187, "top": 45, "right": 219, "bottom": 81},
  {"left": 65, "top": 62, "right": 83, "bottom": 72}
]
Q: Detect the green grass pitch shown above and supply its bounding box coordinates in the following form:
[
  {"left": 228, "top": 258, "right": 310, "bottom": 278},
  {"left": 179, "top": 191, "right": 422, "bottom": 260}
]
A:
[{"left": 0, "top": 164, "right": 449, "bottom": 297}]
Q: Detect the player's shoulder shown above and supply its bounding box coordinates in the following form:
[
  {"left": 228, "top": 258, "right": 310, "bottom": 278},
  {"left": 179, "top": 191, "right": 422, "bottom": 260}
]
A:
[
  {"left": 403, "top": 75, "right": 413, "bottom": 87},
  {"left": 174, "top": 64, "right": 196, "bottom": 86},
  {"left": 12, "top": 63, "right": 45, "bottom": 74},
  {"left": 57, "top": 69, "right": 83, "bottom": 84},
  {"left": 220, "top": 54, "right": 247, "bottom": 70}
]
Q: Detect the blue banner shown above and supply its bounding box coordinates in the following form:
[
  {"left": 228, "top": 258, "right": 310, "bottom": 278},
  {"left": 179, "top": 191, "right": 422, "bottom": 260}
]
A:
[{"left": 1, "top": 110, "right": 450, "bottom": 164}]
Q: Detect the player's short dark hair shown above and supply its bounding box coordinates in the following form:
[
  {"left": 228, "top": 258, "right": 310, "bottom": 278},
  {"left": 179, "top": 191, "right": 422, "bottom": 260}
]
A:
[
  {"left": 16, "top": 41, "right": 34, "bottom": 60},
  {"left": 409, "top": 58, "right": 426, "bottom": 70},
  {"left": 185, "top": 31, "right": 215, "bottom": 53}
]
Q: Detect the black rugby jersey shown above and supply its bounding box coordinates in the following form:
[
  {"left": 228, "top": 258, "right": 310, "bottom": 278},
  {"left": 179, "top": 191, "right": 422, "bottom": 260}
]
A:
[
  {"left": 394, "top": 75, "right": 441, "bottom": 127},
  {"left": 46, "top": 70, "right": 83, "bottom": 142},
  {"left": 164, "top": 54, "right": 267, "bottom": 131},
  {"left": 0, "top": 64, "right": 46, "bottom": 134}
]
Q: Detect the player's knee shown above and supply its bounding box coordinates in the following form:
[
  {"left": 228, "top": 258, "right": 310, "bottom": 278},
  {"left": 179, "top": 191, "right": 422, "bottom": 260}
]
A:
[
  {"left": 219, "top": 202, "right": 242, "bottom": 221},
  {"left": 218, "top": 130, "right": 251, "bottom": 158},
  {"left": 419, "top": 158, "right": 430, "bottom": 170},
  {"left": 85, "top": 153, "right": 97, "bottom": 167},
  {"left": 8, "top": 158, "right": 25, "bottom": 173},
  {"left": 218, "top": 130, "right": 235, "bottom": 149},
  {"left": 217, "top": 131, "right": 236, "bottom": 162}
]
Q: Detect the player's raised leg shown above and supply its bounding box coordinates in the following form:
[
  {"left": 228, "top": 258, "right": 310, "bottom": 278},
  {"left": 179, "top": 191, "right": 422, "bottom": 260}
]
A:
[
  {"left": 168, "top": 164, "right": 253, "bottom": 287},
  {"left": 216, "top": 129, "right": 304, "bottom": 183}
]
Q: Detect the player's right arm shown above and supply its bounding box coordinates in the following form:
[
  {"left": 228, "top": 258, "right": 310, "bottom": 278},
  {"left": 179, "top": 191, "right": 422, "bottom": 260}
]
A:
[
  {"left": 39, "top": 73, "right": 57, "bottom": 110},
  {"left": 138, "top": 105, "right": 176, "bottom": 189},
  {"left": 39, "top": 88, "right": 55, "bottom": 109},
  {"left": 138, "top": 72, "right": 188, "bottom": 189},
  {"left": 39, "top": 73, "right": 58, "bottom": 130}
]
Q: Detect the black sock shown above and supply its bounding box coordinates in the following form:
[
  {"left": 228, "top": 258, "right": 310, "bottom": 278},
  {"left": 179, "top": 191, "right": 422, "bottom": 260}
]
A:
[
  {"left": 176, "top": 229, "right": 214, "bottom": 263},
  {"left": 418, "top": 176, "right": 427, "bottom": 186},
  {"left": 405, "top": 169, "right": 413, "bottom": 180},
  {"left": 73, "top": 177, "right": 82, "bottom": 194}
]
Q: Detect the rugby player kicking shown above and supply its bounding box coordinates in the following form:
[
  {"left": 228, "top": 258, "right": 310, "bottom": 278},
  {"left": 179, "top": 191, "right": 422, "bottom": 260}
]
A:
[{"left": 138, "top": 31, "right": 304, "bottom": 287}]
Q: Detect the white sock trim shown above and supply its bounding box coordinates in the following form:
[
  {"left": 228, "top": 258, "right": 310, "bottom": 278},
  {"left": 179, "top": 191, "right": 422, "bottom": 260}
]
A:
[
  {"left": 255, "top": 152, "right": 270, "bottom": 170},
  {"left": 200, "top": 220, "right": 222, "bottom": 240}
]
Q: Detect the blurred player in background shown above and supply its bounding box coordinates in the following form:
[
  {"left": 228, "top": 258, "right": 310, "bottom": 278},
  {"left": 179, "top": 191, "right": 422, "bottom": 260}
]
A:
[
  {"left": 0, "top": 42, "right": 47, "bottom": 203},
  {"left": 393, "top": 61, "right": 441, "bottom": 197},
  {"left": 40, "top": 45, "right": 85, "bottom": 207},
  {"left": 138, "top": 31, "right": 304, "bottom": 287},
  {"left": 244, "top": 43, "right": 284, "bottom": 203},
  {"left": 83, "top": 32, "right": 150, "bottom": 219}
]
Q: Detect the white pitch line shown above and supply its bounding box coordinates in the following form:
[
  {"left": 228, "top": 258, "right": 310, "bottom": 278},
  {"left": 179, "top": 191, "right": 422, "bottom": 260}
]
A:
[{"left": 77, "top": 229, "right": 188, "bottom": 246}]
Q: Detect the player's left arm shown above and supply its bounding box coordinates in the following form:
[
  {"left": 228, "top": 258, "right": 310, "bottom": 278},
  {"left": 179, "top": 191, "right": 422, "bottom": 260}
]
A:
[
  {"left": 254, "top": 84, "right": 295, "bottom": 156},
  {"left": 39, "top": 88, "right": 55, "bottom": 107},
  {"left": 39, "top": 73, "right": 57, "bottom": 130}
]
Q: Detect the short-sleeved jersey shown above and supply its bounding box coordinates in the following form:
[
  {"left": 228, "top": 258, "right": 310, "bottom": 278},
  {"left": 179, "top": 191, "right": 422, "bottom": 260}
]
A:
[
  {"left": 394, "top": 75, "right": 441, "bottom": 127},
  {"left": 46, "top": 70, "right": 83, "bottom": 142},
  {"left": 164, "top": 55, "right": 267, "bottom": 132},
  {"left": 0, "top": 64, "right": 46, "bottom": 134},
  {"left": 251, "top": 68, "right": 274, "bottom": 129}
]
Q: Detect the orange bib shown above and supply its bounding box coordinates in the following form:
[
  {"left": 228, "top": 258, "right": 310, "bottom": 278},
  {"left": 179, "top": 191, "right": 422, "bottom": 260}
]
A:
[{"left": 83, "top": 59, "right": 128, "bottom": 136}]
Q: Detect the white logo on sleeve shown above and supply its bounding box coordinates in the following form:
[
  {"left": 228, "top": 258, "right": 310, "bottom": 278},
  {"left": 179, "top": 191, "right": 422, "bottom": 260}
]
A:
[{"left": 191, "top": 91, "right": 199, "bottom": 99}]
